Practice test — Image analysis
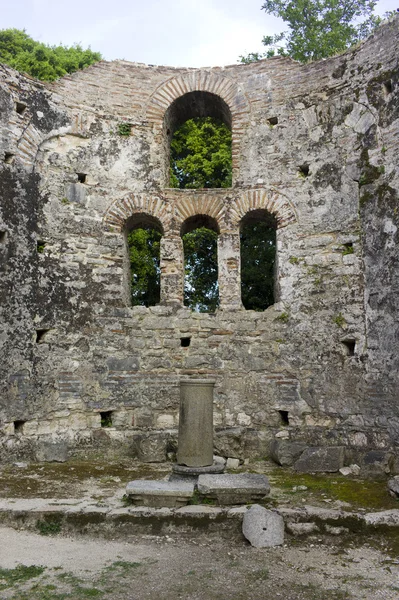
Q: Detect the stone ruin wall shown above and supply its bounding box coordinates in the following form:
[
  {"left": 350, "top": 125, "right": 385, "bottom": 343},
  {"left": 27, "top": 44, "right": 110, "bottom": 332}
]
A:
[{"left": 0, "top": 17, "right": 398, "bottom": 473}]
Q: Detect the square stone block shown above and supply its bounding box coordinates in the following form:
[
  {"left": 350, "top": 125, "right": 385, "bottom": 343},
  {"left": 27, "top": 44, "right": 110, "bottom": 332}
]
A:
[
  {"left": 197, "top": 473, "right": 270, "bottom": 505},
  {"left": 126, "top": 480, "right": 194, "bottom": 508}
]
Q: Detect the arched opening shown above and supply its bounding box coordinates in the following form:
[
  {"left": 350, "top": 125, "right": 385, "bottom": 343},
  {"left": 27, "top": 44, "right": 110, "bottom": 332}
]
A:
[
  {"left": 126, "top": 213, "right": 163, "bottom": 307},
  {"left": 165, "top": 91, "right": 232, "bottom": 189},
  {"left": 181, "top": 215, "right": 219, "bottom": 312},
  {"left": 240, "top": 209, "right": 277, "bottom": 311}
]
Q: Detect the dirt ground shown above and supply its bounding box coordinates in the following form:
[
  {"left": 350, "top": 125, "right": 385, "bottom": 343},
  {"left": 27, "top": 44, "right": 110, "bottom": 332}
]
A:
[{"left": 0, "top": 525, "right": 399, "bottom": 600}]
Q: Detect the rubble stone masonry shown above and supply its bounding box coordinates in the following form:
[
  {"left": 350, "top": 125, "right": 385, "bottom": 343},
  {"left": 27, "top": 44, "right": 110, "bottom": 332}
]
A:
[{"left": 0, "top": 17, "right": 398, "bottom": 472}]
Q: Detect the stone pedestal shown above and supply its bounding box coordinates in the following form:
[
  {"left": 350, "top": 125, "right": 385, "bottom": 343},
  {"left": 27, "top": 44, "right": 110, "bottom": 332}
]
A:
[{"left": 177, "top": 379, "right": 215, "bottom": 467}]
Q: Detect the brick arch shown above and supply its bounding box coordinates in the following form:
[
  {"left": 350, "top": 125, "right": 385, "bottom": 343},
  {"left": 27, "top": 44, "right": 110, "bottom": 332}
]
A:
[
  {"left": 230, "top": 189, "right": 297, "bottom": 229},
  {"left": 174, "top": 193, "right": 226, "bottom": 233},
  {"left": 146, "top": 71, "right": 251, "bottom": 180},
  {"left": 103, "top": 193, "right": 170, "bottom": 232},
  {"left": 146, "top": 71, "right": 251, "bottom": 126}
]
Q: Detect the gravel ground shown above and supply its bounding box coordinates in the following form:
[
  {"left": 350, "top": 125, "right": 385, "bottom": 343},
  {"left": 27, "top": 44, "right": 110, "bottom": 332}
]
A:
[{"left": 0, "top": 526, "right": 399, "bottom": 600}]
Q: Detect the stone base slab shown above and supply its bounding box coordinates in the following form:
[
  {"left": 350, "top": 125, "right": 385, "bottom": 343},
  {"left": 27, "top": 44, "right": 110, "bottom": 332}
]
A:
[
  {"left": 197, "top": 473, "right": 271, "bottom": 505},
  {"left": 125, "top": 480, "right": 194, "bottom": 508}
]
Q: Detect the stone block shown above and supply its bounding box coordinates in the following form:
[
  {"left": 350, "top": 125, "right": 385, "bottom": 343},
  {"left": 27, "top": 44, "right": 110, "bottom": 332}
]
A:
[
  {"left": 361, "top": 450, "right": 394, "bottom": 475},
  {"left": 242, "top": 504, "right": 284, "bottom": 548},
  {"left": 388, "top": 476, "right": 399, "bottom": 497},
  {"left": 197, "top": 473, "right": 270, "bottom": 505},
  {"left": 36, "top": 441, "right": 68, "bottom": 462},
  {"left": 132, "top": 433, "right": 167, "bottom": 462},
  {"left": 270, "top": 439, "right": 308, "bottom": 467},
  {"left": 65, "top": 183, "right": 86, "bottom": 204},
  {"left": 126, "top": 480, "right": 194, "bottom": 508},
  {"left": 294, "top": 446, "right": 345, "bottom": 473},
  {"left": 226, "top": 458, "right": 240, "bottom": 469},
  {"left": 214, "top": 428, "right": 245, "bottom": 459}
]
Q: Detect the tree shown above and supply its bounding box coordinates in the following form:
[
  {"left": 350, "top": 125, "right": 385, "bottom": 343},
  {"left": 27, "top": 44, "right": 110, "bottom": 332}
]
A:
[
  {"left": 170, "top": 117, "right": 232, "bottom": 189},
  {"left": 128, "top": 228, "right": 161, "bottom": 307},
  {"left": 182, "top": 227, "right": 219, "bottom": 312},
  {"left": 0, "top": 29, "right": 101, "bottom": 81},
  {"left": 240, "top": 0, "right": 384, "bottom": 63}
]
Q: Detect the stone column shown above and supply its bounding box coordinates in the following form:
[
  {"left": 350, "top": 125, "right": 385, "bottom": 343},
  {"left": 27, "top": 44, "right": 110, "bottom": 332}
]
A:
[
  {"left": 217, "top": 232, "right": 242, "bottom": 309},
  {"left": 160, "top": 235, "right": 184, "bottom": 305},
  {"left": 177, "top": 379, "right": 216, "bottom": 467}
]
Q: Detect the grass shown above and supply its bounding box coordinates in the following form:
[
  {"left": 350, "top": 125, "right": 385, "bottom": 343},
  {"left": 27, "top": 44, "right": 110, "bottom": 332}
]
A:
[
  {"left": 0, "top": 565, "right": 45, "bottom": 590},
  {"left": 36, "top": 518, "right": 62, "bottom": 535},
  {"left": 268, "top": 468, "right": 399, "bottom": 511}
]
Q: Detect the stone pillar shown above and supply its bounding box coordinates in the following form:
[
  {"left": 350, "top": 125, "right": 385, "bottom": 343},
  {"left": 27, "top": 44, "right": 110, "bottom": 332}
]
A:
[
  {"left": 218, "top": 232, "right": 242, "bottom": 309},
  {"left": 160, "top": 235, "right": 184, "bottom": 305},
  {"left": 177, "top": 379, "right": 215, "bottom": 467}
]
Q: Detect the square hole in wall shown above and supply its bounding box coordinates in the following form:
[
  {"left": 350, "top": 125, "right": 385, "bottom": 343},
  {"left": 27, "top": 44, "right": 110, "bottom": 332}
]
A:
[
  {"left": 298, "top": 164, "right": 310, "bottom": 177},
  {"left": 278, "top": 410, "right": 290, "bottom": 425},
  {"left": 77, "top": 173, "right": 87, "bottom": 183},
  {"left": 37, "top": 240, "right": 46, "bottom": 254},
  {"left": 15, "top": 101, "right": 27, "bottom": 115},
  {"left": 180, "top": 337, "right": 191, "bottom": 347},
  {"left": 0, "top": 231, "right": 6, "bottom": 244},
  {"left": 4, "top": 153, "right": 14, "bottom": 164},
  {"left": 14, "top": 420, "right": 26, "bottom": 434},
  {"left": 342, "top": 339, "right": 356, "bottom": 356},
  {"left": 268, "top": 116, "right": 278, "bottom": 126},
  {"left": 383, "top": 80, "right": 393, "bottom": 97},
  {"left": 100, "top": 411, "right": 113, "bottom": 427},
  {"left": 36, "top": 329, "right": 50, "bottom": 344}
]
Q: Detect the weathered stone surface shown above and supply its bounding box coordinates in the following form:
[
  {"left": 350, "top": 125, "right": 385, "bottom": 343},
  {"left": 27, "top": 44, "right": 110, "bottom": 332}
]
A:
[
  {"left": 388, "top": 476, "right": 399, "bottom": 497},
  {"left": 270, "top": 439, "right": 308, "bottom": 467},
  {"left": 286, "top": 522, "right": 320, "bottom": 536},
  {"left": 36, "top": 441, "right": 68, "bottom": 462},
  {"left": 242, "top": 504, "right": 284, "bottom": 548},
  {"left": 294, "top": 447, "right": 345, "bottom": 473},
  {"left": 226, "top": 458, "right": 240, "bottom": 469},
  {"left": 0, "top": 17, "right": 399, "bottom": 467},
  {"left": 177, "top": 379, "right": 215, "bottom": 467},
  {"left": 125, "top": 480, "right": 194, "bottom": 508},
  {"left": 363, "top": 509, "right": 399, "bottom": 527},
  {"left": 132, "top": 434, "right": 168, "bottom": 463},
  {"left": 197, "top": 473, "right": 270, "bottom": 505},
  {"left": 361, "top": 451, "right": 394, "bottom": 475}
]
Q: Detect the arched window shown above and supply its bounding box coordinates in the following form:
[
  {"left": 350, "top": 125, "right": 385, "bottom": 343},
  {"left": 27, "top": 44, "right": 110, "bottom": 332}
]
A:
[
  {"left": 240, "top": 210, "right": 277, "bottom": 311},
  {"left": 165, "top": 91, "right": 232, "bottom": 189},
  {"left": 126, "top": 214, "right": 163, "bottom": 307},
  {"left": 181, "top": 215, "right": 219, "bottom": 312}
]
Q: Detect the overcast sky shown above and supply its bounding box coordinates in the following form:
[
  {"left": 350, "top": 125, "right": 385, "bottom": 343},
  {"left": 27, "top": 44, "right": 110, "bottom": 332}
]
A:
[{"left": 2, "top": 0, "right": 398, "bottom": 68}]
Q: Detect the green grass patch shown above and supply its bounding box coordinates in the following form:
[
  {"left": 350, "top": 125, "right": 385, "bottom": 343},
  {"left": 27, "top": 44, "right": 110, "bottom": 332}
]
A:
[
  {"left": 268, "top": 468, "right": 399, "bottom": 510},
  {"left": 0, "top": 565, "right": 45, "bottom": 590}
]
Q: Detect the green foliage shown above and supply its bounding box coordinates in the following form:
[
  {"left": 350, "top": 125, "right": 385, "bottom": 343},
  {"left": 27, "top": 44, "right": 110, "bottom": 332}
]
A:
[
  {"left": 276, "top": 311, "right": 290, "bottom": 323},
  {"left": 342, "top": 243, "right": 354, "bottom": 255},
  {"left": 128, "top": 228, "right": 161, "bottom": 307},
  {"left": 240, "top": 0, "right": 384, "bottom": 64},
  {"left": 118, "top": 123, "right": 132, "bottom": 136},
  {"left": 241, "top": 221, "right": 276, "bottom": 310},
  {"left": 333, "top": 312, "right": 346, "bottom": 328},
  {"left": 36, "top": 518, "right": 62, "bottom": 535},
  {"left": 183, "top": 227, "right": 219, "bottom": 312},
  {"left": 0, "top": 29, "right": 101, "bottom": 81},
  {"left": 170, "top": 117, "right": 232, "bottom": 189}
]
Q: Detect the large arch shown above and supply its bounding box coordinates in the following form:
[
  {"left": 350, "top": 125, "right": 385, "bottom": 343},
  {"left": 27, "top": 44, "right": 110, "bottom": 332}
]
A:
[{"left": 146, "top": 71, "right": 251, "bottom": 183}]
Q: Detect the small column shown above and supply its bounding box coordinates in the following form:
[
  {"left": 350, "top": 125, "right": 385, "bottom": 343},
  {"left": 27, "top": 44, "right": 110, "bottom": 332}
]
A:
[
  {"left": 160, "top": 235, "right": 184, "bottom": 305},
  {"left": 177, "top": 379, "right": 216, "bottom": 467},
  {"left": 217, "top": 232, "right": 242, "bottom": 309}
]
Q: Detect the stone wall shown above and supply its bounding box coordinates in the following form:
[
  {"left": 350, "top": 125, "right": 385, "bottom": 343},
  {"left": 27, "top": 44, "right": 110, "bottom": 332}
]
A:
[{"left": 0, "top": 17, "right": 398, "bottom": 472}]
